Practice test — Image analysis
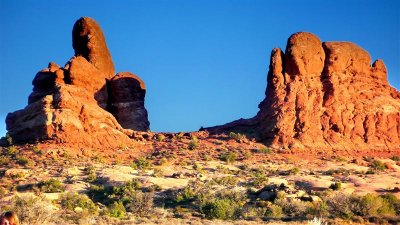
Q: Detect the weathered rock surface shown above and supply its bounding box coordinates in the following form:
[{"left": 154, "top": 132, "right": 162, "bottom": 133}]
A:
[
  {"left": 108, "top": 72, "right": 150, "bottom": 131},
  {"left": 206, "top": 32, "right": 400, "bottom": 151},
  {"left": 5, "top": 17, "right": 149, "bottom": 148},
  {"left": 72, "top": 17, "right": 115, "bottom": 77}
]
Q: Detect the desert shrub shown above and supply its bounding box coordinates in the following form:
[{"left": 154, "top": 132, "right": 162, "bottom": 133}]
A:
[
  {"left": 106, "top": 201, "right": 126, "bottom": 218},
  {"left": 87, "top": 184, "right": 109, "bottom": 203},
  {"left": 250, "top": 171, "right": 269, "bottom": 188},
  {"left": 131, "top": 157, "right": 152, "bottom": 170},
  {"left": 241, "top": 205, "right": 266, "bottom": 219},
  {"left": 156, "top": 134, "right": 165, "bottom": 141},
  {"left": 16, "top": 156, "right": 30, "bottom": 166},
  {"left": 274, "top": 197, "right": 312, "bottom": 218},
  {"left": 6, "top": 146, "right": 18, "bottom": 156},
  {"left": 351, "top": 193, "right": 396, "bottom": 217},
  {"left": 175, "top": 186, "right": 197, "bottom": 203},
  {"left": 229, "top": 132, "right": 246, "bottom": 142},
  {"left": 219, "top": 152, "right": 236, "bottom": 164},
  {"left": 258, "top": 146, "right": 272, "bottom": 154},
  {"left": 391, "top": 156, "right": 400, "bottom": 162},
  {"left": 32, "top": 146, "right": 42, "bottom": 155},
  {"left": 380, "top": 194, "right": 400, "bottom": 215},
  {"left": 60, "top": 192, "right": 98, "bottom": 214},
  {"left": 201, "top": 198, "right": 241, "bottom": 220},
  {"left": 84, "top": 165, "right": 97, "bottom": 183},
  {"left": 370, "top": 160, "right": 387, "bottom": 171},
  {"left": 86, "top": 172, "right": 97, "bottom": 183},
  {"left": 37, "top": 178, "right": 65, "bottom": 193},
  {"left": 193, "top": 162, "right": 203, "bottom": 172},
  {"left": 159, "top": 157, "right": 168, "bottom": 165},
  {"left": 188, "top": 139, "right": 198, "bottom": 150},
  {"left": 329, "top": 182, "right": 342, "bottom": 191},
  {"left": 0, "top": 187, "right": 7, "bottom": 198},
  {"left": 324, "top": 192, "right": 354, "bottom": 219},
  {"left": 264, "top": 204, "right": 284, "bottom": 219},
  {"left": 0, "top": 155, "right": 11, "bottom": 166},
  {"left": 199, "top": 189, "right": 247, "bottom": 220},
  {"left": 111, "top": 179, "right": 141, "bottom": 198},
  {"left": 1, "top": 195, "right": 57, "bottom": 224},
  {"left": 212, "top": 176, "right": 239, "bottom": 186},
  {"left": 288, "top": 167, "right": 300, "bottom": 175},
  {"left": 124, "top": 190, "right": 154, "bottom": 216}
]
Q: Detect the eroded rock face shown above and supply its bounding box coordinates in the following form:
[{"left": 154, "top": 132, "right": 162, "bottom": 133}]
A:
[
  {"left": 108, "top": 72, "right": 150, "bottom": 131},
  {"left": 6, "top": 17, "right": 149, "bottom": 148},
  {"left": 72, "top": 17, "right": 115, "bottom": 77},
  {"left": 206, "top": 32, "right": 400, "bottom": 151}
]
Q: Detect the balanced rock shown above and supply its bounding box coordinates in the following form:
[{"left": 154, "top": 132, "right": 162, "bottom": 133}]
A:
[
  {"left": 205, "top": 32, "right": 400, "bottom": 152},
  {"left": 72, "top": 17, "right": 115, "bottom": 77},
  {"left": 5, "top": 17, "right": 150, "bottom": 148}
]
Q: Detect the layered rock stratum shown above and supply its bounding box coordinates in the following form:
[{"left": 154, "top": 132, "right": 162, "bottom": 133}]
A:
[
  {"left": 6, "top": 17, "right": 149, "bottom": 148},
  {"left": 205, "top": 32, "right": 400, "bottom": 151}
]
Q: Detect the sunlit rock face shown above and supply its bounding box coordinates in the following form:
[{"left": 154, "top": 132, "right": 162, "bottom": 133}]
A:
[
  {"left": 6, "top": 17, "right": 150, "bottom": 148},
  {"left": 205, "top": 32, "right": 400, "bottom": 152}
]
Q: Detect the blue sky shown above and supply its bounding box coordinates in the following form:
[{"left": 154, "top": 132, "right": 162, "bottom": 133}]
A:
[{"left": 0, "top": 0, "right": 399, "bottom": 136}]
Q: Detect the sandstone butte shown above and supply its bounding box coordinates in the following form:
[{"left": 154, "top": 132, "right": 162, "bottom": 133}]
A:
[
  {"left": 5, "top": 17, "right": 149, "bottom": 149},
  {"left": 4, "top": 17, "right": 400, "bottom": 152},
  {"left": 205, "top": 32, "right": 400, "bottom": 152}
]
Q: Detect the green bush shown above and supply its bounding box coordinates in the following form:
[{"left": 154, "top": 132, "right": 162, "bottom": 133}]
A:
[
  {"left": 264, "top": 204, "right": 284, "bottom": 219},
  {"left": 391, "top": 156, "right": 400, "bottom": 162},
  {"left": 156, "top": 134, "right": 165, "bottom": 141},
  {"left": 288, "top": 167, "right": 300, "bottom": 175},
  {"left": 131, "top": 157, "right": 152, "bottom": 170},
  {"left": 16, "top": 155, "right": 30, "bottom": 166},
  {"left": 381, "top": 194, "right": 400, "bottom": 215},
  {"left": 201, "top": 198, "right": 241, "bottom": 220},
  {"left": 258, "top": 147, "right": 272, "bottom": 154},
  {"left": 106, "top": 201, "right": 126, "bottom": 218},
  {"left": 38, "top": 178, "right": 65, "bottom": 193},
  {"left": 175, "top": 186, "right": 196, "bottom": 203},
  {"left": 60, "top": 192, "right": 98, "bottom": 215},
  {"left": 212, "top": 176, "right": 239, "bottom": 186},
  {"left": 352, "top": 193, "right": 396, "bottom": 217},
  {"left": 219, "top": 152, "right": 236, "bottom": 164},
  {"left": 370, "top": 160, "right": 387, "bottom": 171},
  {"left": 111, "top": 179, "right": 141, "bottom": 197},
  {"left": 251, "top": 171, "right": 269, "bottom": 188},
  {"left": 199, "top": 190, "right": 246, "bottom": 220},
  {"left": 229, "top": 132, "right": 246, "bottom": 142},
  {"left": 188, "top": 139, "right": 198, "bottom": 150}
]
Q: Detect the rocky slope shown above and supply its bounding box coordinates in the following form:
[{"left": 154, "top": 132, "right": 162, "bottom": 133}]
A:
[
  {"left": 205, "top": 32, "right": 400, "bottom": 151},
  {"left": 6, "top": 17, "right": 149, "bottom": 149}
]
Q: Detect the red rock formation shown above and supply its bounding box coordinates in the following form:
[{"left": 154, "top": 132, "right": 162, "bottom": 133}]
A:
[
  {"left": 206, "top": 32, "right": 400, "bottom": 151},
  {"left": 72, "top": 17, "right": 115, "bottom": 77},
  {"left": 5, "top": 17, "right": 149, "bottom": 148},
  {"left": 108, "top": 72, "right": 150, "bottom": 131}
]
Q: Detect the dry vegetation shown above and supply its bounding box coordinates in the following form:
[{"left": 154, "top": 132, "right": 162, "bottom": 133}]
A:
[{"left": 1, "top": 133, "right": 400, "bottom": 225}]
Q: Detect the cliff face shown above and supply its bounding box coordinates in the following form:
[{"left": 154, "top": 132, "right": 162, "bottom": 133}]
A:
[
  {"left": 6, "top": 17, "right": 150, "bottom": 148},
  {"left": 206, "top": 32, "right": 400, "bottom": 151}
]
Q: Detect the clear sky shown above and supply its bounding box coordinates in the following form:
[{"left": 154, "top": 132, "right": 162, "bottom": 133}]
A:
[{"left": 0, "top": 0, "right": 399, "bottom": 136}]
